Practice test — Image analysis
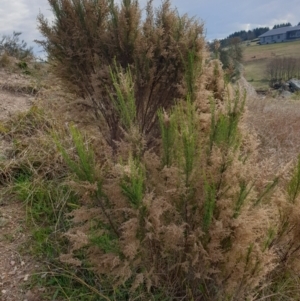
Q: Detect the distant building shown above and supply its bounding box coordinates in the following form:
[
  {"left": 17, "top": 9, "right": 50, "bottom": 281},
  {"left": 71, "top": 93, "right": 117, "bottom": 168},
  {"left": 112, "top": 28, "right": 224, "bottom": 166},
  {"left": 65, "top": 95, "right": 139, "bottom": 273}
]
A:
[{"left": 259, "top": 25, "right": 300, "bottom": 44}]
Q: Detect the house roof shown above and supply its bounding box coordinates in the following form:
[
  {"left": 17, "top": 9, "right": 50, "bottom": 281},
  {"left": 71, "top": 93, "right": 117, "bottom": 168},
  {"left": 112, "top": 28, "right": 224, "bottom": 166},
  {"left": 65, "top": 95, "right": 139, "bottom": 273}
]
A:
[
  {"left": 259, "top": 26, "right": 291, "bottom": 37},
  {"left": 287, "top": 25, "right": 300, "bottom": 32},
  {"left": 259, "top": 25, "right": 300, "bottom": 38}
]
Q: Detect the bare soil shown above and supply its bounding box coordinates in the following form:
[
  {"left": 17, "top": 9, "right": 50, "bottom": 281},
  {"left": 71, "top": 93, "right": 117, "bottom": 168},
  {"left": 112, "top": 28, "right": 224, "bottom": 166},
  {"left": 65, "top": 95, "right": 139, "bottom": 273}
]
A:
[
  {"left": 0, "top": 72, "right": 34, "bottom": 120},
  {"left": 0, "top": 70, "right": 40, "bottom": 301}
]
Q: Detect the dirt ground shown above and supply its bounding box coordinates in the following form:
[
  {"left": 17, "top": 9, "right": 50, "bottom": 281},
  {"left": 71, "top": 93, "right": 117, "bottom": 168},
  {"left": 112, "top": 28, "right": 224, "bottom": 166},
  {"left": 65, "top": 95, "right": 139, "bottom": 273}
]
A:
[{"left": 0, "top": 71, "right": 40, "bottom": 301}]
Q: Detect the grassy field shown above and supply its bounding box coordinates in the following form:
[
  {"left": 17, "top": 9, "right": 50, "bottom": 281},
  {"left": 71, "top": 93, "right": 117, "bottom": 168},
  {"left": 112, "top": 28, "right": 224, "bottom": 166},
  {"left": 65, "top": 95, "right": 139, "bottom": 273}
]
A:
[{"left": 243, "top": 40, "right": 300, "bottom": 90}]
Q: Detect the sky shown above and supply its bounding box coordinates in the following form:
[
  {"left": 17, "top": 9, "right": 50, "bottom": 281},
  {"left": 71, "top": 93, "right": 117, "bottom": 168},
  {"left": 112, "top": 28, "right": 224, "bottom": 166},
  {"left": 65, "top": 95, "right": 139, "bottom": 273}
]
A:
[{"left": 1, "top": 0, "right": 300, "bottom": 58}]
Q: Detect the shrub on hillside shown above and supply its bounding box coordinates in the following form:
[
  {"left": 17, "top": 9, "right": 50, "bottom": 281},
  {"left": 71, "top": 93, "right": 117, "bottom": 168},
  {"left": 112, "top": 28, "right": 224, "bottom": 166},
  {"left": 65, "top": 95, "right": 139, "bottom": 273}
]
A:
[
  {"left": 37, "top": 0, "right": 206, "bottom": 148},
  {"left": 0, "top": 32, "right": 33, "bottom": 60},
  {"left": 21, "top": 0, "right": 300, "bottom": 300},
  {"left": 55, "top": 79, "right": 300, "bottom": 300},
  {"left": 0, "top": 52, "right": 11, "bottom": 68}
]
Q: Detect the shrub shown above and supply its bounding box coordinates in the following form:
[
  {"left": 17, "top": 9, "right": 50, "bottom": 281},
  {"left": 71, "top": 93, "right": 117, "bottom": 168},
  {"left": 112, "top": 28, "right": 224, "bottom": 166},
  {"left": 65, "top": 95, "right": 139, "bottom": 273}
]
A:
[
  {"left": 51, "top": 71, "right": 300, "bottom": 300},
  {"left": 211, "top": 37, "right": 243, "bottom": 82},
  {"left": 0, "top": 52, "right": 11, "bottom": 68},
  {"left": 8, "top": 0, "right": 300, "bottom": 300},
  {"left": 54, "top": 84, "right": 300, "bottom": 300},
  {"left": 0, "top": 31, "right": 33, "bottom": 60},
  {"left": 37, "top": 0, "right": 206, "bottom": 147}
]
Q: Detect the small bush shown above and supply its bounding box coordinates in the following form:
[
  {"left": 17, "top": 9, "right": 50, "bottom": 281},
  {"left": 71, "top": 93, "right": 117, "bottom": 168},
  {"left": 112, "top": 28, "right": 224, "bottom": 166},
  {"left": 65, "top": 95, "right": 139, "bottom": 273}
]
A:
[
  {"left": 0, "top": 52, "right": 11, "bottom": 68},
  {"left": 0, "top": 31, "right": 33, "bottom": 60}
]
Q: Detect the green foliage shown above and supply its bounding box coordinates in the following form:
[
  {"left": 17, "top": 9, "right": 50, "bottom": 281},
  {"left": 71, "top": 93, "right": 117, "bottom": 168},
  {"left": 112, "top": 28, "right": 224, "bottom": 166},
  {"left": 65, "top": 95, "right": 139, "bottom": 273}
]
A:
[
  {"left": 159, "top": 97, "right": 199, "bottom": 183},
  {"left": 219, "top": 48, "right": 230, "bottom": 69},
  {"left": 158, "top": 109, "right": 176, "bottom": 167},
  {"left": 31, "top": 226, "right": 61, "bottom": 258},
  {"left": 55, "top": 125, "right": 120, "bottom": 238},
  {"left": 287, "top": 155, "right": 300, "bottom": 203},
  {"left": 14, "top": 177, "right": 75, "bottom": 226},
  {"left": 263, "top": 227, "right": 276, "bottom": 252},
  {"left": 120, "top": 155, "right": 145, "bottom": 209},
  {"left": 12, "top": 175, "right": 77, "bottom": 261},
  {"left": 184, "top": 48, "right": 203, "bottom": 101},
  {"left": 215, "top": 37, "right": 243, "bottom": 81},
  {"left": 16, "top": 60, "right": 31, "bottom": 75},
  {"left": 254, "top": 177, "right": 279, "bottom": 206},
  {"left": 209, "top": 89, "right": 246, "bottom": 151},
  {"left": 17, "top": 61, "right": 28, "bottom": 69},
  {"left": 174, "top": 97, "right": 199, "bottom": 184},
  {"left": 227, "top": 37, "right": 243, "bottom": 63},
  {"left": 54, "top": 125, "right": 96, "bottom": 183},
  {"left": 203, "top": 179, "right": 216, "bottom": 232},
  {"left": 30, "top": 270, "right": 108, "bottom": 301},
  {"left": 233, "top": 181, "right": 253, "bottom": 218},
  {"left": 109, "top": 62, "right": 136, "bottom": 131},
  {"left": 90, "top": 233, "right": 120, "bottom": 254}
]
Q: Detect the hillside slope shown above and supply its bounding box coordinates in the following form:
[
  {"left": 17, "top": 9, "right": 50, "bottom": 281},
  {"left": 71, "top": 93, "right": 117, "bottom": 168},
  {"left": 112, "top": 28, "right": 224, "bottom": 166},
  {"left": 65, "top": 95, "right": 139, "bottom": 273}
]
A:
[
  {"left": 243, "top": 40, "right": 300, "bottom": 90},
  {"left": 0, "top": 68, "right": 43, "bottom": 301}
]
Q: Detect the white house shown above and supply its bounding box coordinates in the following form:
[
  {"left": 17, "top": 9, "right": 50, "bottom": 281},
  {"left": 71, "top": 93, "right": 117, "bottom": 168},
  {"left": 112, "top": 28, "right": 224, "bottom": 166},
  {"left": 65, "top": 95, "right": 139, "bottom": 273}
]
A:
[{"left": 259, "top": 25, "right": 300, "bottom": 45}]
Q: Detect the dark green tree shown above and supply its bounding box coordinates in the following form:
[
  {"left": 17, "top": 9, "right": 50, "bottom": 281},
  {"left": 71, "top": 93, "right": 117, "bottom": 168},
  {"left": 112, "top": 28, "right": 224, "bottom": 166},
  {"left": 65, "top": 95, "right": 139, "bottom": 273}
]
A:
[
  {"left": 228, "top": 37, "right": 243, "bottom": 62},
  {"left": 219, "top": 27, "right": 269, "bottom": 47},
  {"left": 211, "top": 37, "right": 243, "bottom": 82},
  {"left": 273, "top": 23, "right": 291, "bottom": 29}
]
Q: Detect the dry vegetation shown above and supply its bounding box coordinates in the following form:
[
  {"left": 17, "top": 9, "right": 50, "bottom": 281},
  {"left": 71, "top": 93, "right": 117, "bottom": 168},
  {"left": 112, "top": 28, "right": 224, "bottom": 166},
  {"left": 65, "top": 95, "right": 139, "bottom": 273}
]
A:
[
  {"left": 246, "top": 96, "right": 300, "bottom": 169},
  {"left": 2, "top": 1, "right": 300, "bottom": 300}
]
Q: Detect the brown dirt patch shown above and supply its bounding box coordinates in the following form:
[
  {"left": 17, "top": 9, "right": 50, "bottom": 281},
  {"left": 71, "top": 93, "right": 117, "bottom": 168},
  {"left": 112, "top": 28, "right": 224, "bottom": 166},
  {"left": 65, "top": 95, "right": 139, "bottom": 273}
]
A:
[
  {"left": 0, "top": 71, "right": 34, "bottom": 120},
  {"left": 0, "top": 90, "right": 33, "bottom": 120},
  {"left": 0, "top": 70, "right": 41, "bottom": 301},
  {"left": 0, "top": 201, "right": 41, "bottom": 301}
]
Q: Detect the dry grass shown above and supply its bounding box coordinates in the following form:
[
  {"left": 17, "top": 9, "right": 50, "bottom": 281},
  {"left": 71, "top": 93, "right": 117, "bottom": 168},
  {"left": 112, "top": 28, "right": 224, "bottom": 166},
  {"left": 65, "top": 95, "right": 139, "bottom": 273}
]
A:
[
  {"left": 245, "top": 96, "right": 300, "bottom": 170},
  {"left": 0, "top": 53, "right": 11, "bottom": 68}
]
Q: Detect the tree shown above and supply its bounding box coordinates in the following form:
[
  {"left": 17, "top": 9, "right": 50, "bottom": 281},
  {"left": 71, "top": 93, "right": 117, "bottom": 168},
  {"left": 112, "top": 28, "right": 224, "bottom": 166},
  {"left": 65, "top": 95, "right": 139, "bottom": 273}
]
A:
[
  {"left": 273, "top": 22, "right": 291, "bottom": 29},
  {"left": 212, "top": 37, "right": 243, "bottom": 82},
  {"left": 228, "top": 37, "right": 243, "bottom": 62},
  {"left": 219, "top": 27, "right": 269, "bottom": 47}
]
